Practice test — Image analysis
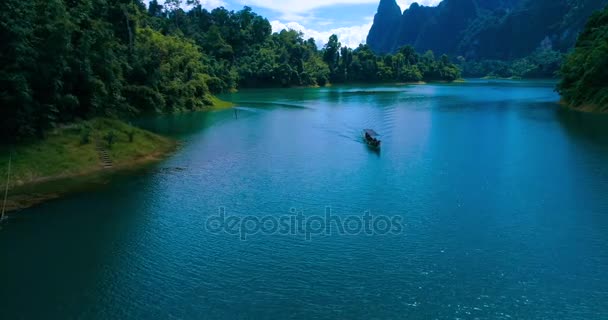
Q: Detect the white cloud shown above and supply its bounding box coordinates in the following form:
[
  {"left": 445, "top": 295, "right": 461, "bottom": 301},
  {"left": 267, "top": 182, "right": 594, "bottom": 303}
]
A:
[
  {"left": 396, "top": 0, "right": 442, "bottom": 10},
  {"left": 243, "top": 0, "right": 376, "bottom": 17},
  {"left": 270, "top": 20, "right": 373, "bottom": 49},
  {"left": 243, "top": 0, "right": 442, "bottom": 17},
  {"left": 144, "top": 0, "right": 226, "bottom": 10},
  {"left": 198, "top": 0, "right": 227, "bottom": 8}
]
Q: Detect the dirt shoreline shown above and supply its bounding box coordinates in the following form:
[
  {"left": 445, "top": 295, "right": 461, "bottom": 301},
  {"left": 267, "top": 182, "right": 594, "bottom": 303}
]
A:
[{"left": 558, "top": 99, "right": 607, "bottom": 114}]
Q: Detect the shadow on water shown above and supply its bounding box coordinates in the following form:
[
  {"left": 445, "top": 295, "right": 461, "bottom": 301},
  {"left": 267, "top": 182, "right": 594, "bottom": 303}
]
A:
[
  {"left": 3, "top": 161, "right": 163, "bottom": 216},
  {"left": 231, "top": 101, "right": 313, "bottom": 110},
  {"left": 135, "top": 110, "right": 227, "bottom": 138},
  {"left": 556, "top": 108, "right": 608, "bottom": 147},
  {"left": 0, "top": 161, "right": 172, "bottom": 318},
  {"left": 365, "top": 144, "right": 381, "bottom": 157}
]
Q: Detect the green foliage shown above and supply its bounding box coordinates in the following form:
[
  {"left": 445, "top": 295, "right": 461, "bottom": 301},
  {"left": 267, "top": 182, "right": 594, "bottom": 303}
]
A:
[
  {"left": 558, "top": 7, "right": 608, "bottom": 112},
  {"left": 80, "top": 125, "right": 92, "bottom": 145},
  {"left": 459, "top": 49, "right": 565, "bottom": 78},
  {"left": 367, "top": 0, "right": 607, "bottom": 79},
  {"left": 328, "top": 44, "right": 461, "bottom": 83},
  {"left": 127, "top": 129, "right": 136, "bottom": 143},
  {"left": 131, "top": 27, "right": 213, "bottom": 112},
  {"left": 144, "top": 4, "right": 460, "bottom": 87},
  {"left": 0, "top": 1, "right": 461, "bottom": 143},
  {"left": 367, "top": 0, "right": 608, "bottom": 60},
  {"left": 104, "top": 131, "right": 116, "bottom": 149},
  {"left": 0, "top": 118, "right": 175, "bottom": 189}
]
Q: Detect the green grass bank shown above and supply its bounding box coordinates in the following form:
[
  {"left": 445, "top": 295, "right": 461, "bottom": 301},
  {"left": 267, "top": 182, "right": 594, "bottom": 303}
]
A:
[{"left": 0, "top": 118, "right": 177, "bottom": 212}]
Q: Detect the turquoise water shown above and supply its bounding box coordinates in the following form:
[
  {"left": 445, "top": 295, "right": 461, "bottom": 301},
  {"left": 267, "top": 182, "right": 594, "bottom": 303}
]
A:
[{"left": 2, "top": 80, "right": 608, "bottom": 319}]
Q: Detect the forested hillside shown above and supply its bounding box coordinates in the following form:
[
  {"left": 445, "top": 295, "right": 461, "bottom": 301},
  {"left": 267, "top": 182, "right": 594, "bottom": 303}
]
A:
[
  {"left": 558, "top": 6, "right": 608, "bottom": 112},
  {"left": 0, "top": 0, "right": 461, "bottom": 143},
  {"left": 368, "top": 0, "right": 607, "bottom": 58},
  {"left": 0, "top": 0, "right": 219, "bottom": 141},
  {"left": 367, "top": 0, "right": 608, "bottom": 78}
]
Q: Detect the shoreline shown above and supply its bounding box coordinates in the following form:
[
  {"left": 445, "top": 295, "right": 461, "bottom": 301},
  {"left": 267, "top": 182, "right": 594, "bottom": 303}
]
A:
[
  {"left": 0, "top": 96, "right": 233, "bottom": 214},
  {"left": 1, "top": 118, "right": 179, "bottom": 214},
  {"left": 235, "top": 79, "right": 463, "bottom": 90},
  {"left": 559, "top": 100, "right": 608, "bottom": 114},
  {"left": 3, "top": 147, "right": 177, "bottom": 213}
]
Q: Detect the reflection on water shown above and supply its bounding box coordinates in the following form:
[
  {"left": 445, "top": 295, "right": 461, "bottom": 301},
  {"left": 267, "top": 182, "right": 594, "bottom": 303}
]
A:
[
  {"left": 556, "top": 107, "right": 608, "bottom": 146},
  {"left": 136, "top": 111, "right": 216, "bottom": 137}
]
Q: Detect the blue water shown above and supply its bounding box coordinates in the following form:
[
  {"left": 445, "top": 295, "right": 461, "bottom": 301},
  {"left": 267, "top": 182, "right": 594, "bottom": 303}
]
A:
[{"left": 1, "top": 80, "right": 608, "bottom": 319}]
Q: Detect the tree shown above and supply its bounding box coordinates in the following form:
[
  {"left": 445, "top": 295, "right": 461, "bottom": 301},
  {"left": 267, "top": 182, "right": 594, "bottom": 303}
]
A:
[
  {"left": 323, "top": 34, "right": 341, "bottom": 81},
  {"left": 0, "top": 1, "right": 462, "bottom": 142},
  {"left": 558, "top": 7, "right": 608, "bottom": 112},
  {"left": 164, "top": 0, "right": 183, "bottom": 29},
  {"left": 398, "top": 45, "right": 418, "bottom": 65}
]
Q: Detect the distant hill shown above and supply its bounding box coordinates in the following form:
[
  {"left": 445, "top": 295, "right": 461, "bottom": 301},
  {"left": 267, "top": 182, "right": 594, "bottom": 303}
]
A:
[{"left": 366, "top": 0, "right": 608, "bottom": 59}]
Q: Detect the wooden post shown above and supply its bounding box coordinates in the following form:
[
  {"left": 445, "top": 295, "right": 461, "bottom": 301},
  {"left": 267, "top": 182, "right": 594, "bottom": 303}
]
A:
[{"left": 1, "top": 152, "right": 11, "bottom": 222}]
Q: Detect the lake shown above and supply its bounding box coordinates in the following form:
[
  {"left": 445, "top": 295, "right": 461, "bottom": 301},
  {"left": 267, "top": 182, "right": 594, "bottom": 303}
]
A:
[{"left": 1, "top": 80, "right": 608, "bottom": 319}]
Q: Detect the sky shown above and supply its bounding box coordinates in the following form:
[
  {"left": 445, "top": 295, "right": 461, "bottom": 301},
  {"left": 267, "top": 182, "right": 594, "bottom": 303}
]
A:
[{"left": 152, "top": 0, "right": 442, "bottom": 48}]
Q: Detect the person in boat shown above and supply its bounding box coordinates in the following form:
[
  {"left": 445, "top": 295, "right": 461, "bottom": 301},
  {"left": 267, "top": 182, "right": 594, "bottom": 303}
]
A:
[{"left": 363, "top": 129, "right": 381, "bottom": 147}]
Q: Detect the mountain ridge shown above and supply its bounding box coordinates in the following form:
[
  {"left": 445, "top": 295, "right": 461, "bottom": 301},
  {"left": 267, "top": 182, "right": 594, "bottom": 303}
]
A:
[
  {"left": 366, "top": 0, "right": 608, "bottom": 59},
  {"left": 367, "top": 0, "right": 403, "bottom": 54}
]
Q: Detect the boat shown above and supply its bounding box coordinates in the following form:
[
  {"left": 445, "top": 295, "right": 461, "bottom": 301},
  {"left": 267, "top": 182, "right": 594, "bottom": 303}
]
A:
[{"left": 363, "top": 129, "right": 381, "bottom": 148}]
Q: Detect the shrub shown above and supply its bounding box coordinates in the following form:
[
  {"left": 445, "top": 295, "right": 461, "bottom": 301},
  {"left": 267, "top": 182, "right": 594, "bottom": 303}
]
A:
[
  {"left": 104, "top": 131, "right": 116, "bottom": 149},
  {"left": 80, "top": 127, "right": 91, "bottom": 145},
  {"left": 127, "top": 129, "right": 135, "bottom": 143}
]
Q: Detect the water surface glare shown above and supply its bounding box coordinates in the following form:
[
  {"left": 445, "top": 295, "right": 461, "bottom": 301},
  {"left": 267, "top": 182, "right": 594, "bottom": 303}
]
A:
[{"left": 2, "top": 80, "right": 608, "bottom": 319}]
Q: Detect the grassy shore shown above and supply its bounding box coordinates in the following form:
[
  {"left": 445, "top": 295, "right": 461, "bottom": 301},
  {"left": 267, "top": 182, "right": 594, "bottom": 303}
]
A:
[
  {"left": 0, "top": 118, "right": 177, "bottom": 212},
  {"left": 209, "top": 96, "right": 234, "bottom": 109}
]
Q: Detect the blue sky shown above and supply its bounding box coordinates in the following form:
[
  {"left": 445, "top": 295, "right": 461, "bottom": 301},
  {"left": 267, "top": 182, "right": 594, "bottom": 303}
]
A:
[{"left": 153, "top": 0, "right": 442, "bottom": 48}]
